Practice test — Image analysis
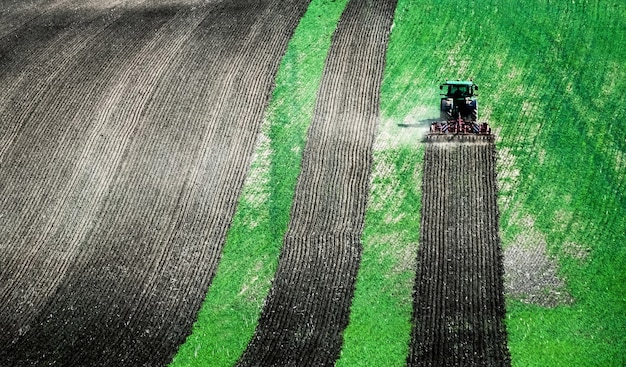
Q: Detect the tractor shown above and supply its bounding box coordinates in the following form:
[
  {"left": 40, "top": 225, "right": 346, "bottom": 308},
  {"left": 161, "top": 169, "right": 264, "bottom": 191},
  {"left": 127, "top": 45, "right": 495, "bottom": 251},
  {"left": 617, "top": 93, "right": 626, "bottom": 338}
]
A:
[{"left": 429, "top": 80, "right": 491, "bottom": 137}]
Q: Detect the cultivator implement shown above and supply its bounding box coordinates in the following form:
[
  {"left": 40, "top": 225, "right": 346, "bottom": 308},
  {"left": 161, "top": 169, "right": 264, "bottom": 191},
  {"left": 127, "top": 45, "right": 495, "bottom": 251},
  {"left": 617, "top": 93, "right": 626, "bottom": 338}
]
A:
[
  {"left": 425, "top": 132, "right": 493, "bottom": 143},
  {"left": 426, "top": 116, "right": 493, "bottom": 142}
]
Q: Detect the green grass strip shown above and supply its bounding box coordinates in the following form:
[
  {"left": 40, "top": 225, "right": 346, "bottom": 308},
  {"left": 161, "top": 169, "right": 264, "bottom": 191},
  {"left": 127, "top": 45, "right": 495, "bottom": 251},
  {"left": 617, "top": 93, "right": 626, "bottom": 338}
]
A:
[
  {"left": 490, "top": 2, "right": 626, "bottom": 365},
  {"left": 337, "top": 146, "right": 422, "bottom": 366},
  {"left": 169, "top": 1, "right": 347, "bottom": 366}
]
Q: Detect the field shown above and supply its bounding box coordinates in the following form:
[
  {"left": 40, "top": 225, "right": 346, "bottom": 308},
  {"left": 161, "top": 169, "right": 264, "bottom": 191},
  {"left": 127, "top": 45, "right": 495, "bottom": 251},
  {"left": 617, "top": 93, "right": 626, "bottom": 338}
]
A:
[
  {"left": 380, "top": 1, "right": 626, "bottom": 365},
  {"left": 0, "top": 0, "right": 624, "bottom": 366},
  {"left": 0, "top": 0, "right": 311, "bottom": 364}
]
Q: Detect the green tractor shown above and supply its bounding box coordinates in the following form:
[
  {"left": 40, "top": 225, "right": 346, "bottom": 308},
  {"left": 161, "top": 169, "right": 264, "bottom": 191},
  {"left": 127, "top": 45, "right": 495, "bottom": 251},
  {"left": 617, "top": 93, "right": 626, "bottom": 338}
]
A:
[{"left": 429, "top": 80, "right": 490, "bottom": 136}]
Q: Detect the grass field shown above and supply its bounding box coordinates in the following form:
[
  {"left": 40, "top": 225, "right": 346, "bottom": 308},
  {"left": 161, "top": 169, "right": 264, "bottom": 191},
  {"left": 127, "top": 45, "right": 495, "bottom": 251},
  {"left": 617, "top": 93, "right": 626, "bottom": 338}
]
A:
[
  {"left": 374, "top": 0, "right": 626, "bottom": 365},
  {"left": 173, "top": 0, "right": 625, "bottom": 365}
]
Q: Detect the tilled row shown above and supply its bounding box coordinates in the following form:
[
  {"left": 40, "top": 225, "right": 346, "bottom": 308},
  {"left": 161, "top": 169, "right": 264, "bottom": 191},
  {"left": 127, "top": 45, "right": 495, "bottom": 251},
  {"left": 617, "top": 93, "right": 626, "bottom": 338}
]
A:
[
  {"left": 407, "top": 141, "right": 510, "bottom": 366},
  {"left": 0, "top": 1, "right": 310, "bottom": 365},
  {"left": 0, "top": 3, "right": 179, "bottom": 343},
  {"left": 238, "top": 0, "right": 397, "bottom": 365},
  {"left": 239, "top": 233, "right": 362, "bottom": 366}
]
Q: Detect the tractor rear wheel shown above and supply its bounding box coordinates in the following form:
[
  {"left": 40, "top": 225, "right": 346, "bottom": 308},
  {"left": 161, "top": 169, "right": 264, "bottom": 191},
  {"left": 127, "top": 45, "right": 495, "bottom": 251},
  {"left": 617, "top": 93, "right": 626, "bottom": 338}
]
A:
[
  {"left": 469, "top": 99, "right": 478, "bottom": 121},
  {"left": 441, "top": 98, "right": 453, "bottom": 121}
]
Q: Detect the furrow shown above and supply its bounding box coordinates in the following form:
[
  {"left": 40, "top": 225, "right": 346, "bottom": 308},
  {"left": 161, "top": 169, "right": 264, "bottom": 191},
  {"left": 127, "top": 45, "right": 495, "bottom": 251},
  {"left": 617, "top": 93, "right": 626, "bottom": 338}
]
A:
[
  {"left": 0, "top": 9, "right": 175, "bottom": 345},
  {"left": 408, "top": 141, "right": 510, "bottom": 366}
]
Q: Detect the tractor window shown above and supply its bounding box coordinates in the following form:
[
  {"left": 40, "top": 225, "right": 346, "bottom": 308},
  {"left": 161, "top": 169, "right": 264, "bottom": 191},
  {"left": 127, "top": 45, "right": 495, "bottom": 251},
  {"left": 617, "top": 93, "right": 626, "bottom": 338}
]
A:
[{"left": 449, "top": 85, "right": 469, "bottom": 97}]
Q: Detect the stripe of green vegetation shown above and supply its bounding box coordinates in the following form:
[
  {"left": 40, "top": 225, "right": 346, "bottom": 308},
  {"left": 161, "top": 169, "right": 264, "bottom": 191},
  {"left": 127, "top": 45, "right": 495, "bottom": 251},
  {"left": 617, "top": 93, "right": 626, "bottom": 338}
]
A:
[
  {"left": 169, "top": 1, "right": 348, "bottom": 366},
  {"left": 491, "top": 1, "right": 626, "bottom": 366},
  {"left": 337, "top": 0, "right": 511, "bottom": 364},
  {"left": 337, "top": 147, "right": 422, "bottom": 367}
]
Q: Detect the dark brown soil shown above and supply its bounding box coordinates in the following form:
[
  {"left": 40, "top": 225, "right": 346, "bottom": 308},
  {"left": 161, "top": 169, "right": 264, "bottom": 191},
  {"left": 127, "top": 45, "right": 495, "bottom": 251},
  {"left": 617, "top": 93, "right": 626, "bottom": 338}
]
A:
[
  {"left": 407, "top": 140, "right": 511, "bottom": 366},
  {"left": 0, "top": 1, "right": 310, "bottom": 365},
  {"left": 237, "top": 1, "right": 397, "bottom": 365}
]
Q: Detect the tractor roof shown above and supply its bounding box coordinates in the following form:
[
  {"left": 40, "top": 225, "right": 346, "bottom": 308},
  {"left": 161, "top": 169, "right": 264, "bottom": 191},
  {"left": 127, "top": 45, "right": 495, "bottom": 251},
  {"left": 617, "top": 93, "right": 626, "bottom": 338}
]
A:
[{"left": 444, "top": 80, "right": 475, "bottom": 86}]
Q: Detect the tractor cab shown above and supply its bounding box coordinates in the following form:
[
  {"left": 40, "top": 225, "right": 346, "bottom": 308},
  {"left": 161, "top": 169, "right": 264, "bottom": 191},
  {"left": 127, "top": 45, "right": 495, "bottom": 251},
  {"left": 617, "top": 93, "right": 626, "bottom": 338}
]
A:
[{"left": 440, "top": 81, "right": 477, "bottom": 99}]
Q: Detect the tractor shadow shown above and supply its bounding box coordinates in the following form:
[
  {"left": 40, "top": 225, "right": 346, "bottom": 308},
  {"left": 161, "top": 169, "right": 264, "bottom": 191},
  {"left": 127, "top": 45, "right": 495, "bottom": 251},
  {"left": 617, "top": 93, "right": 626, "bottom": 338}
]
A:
[
  {"left": 392, "top": 118, "right": 439, "bottom": 144},
  {"left": 397, "top": 118, "right": 438, "bottom": 129}
]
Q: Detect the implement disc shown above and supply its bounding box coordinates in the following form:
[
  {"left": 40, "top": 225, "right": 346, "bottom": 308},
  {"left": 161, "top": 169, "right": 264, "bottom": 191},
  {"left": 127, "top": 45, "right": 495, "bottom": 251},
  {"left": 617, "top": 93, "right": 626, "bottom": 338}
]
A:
[{"left": 423, "top": 133, "right": 494, "bottom": 144}]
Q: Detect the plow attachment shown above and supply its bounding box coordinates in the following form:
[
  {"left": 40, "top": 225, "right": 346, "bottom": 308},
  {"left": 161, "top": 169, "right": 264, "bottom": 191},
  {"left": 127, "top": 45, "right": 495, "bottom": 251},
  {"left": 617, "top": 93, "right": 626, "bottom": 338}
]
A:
[
  {"left": 425, "top": 116, "right": 493, "bottom": 143},
  {"left": 424, "top": 133, "right": 494, "bottom": 143}
]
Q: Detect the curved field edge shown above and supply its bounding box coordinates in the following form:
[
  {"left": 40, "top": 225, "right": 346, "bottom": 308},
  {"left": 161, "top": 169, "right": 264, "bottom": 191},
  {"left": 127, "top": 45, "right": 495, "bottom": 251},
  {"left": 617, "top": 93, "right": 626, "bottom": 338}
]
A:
[
  {"left": 168, "top": 1, "right": 348, "bottom": 365},
  {"left": 2, "top": 3, "right": 326, "bottom": 365},
  {"left": 336, "top": 12, "right": 424, "bottom": 359},
  {"left": 369, "top": 0, "right": 625, "bottom": 366},
  {"left": 337, "top": 145, "right": 421, "bottom": 366}
]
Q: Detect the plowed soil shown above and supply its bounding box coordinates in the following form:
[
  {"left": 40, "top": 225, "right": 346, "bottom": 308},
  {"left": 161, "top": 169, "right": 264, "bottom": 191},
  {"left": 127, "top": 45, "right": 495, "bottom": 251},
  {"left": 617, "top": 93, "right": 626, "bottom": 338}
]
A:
[
  {"left": 237, "top": 0, "right": 397, "bottom": 365},
  {"left": 407, "top": 140, "right": 511, "bottom": 366},
  {"left": 0, "top": 1, "right": 310, "bottom": 365}
]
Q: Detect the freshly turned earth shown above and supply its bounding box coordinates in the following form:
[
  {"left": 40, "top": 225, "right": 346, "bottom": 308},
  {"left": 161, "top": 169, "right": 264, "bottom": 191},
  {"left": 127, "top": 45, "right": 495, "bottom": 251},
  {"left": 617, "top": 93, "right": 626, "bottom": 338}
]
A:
[
  {"left": 407, "top": 140, "right": 511, "bottom": 366},
  {"left": 0, "top": 0, "right": 310, "bottom": 365}
]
